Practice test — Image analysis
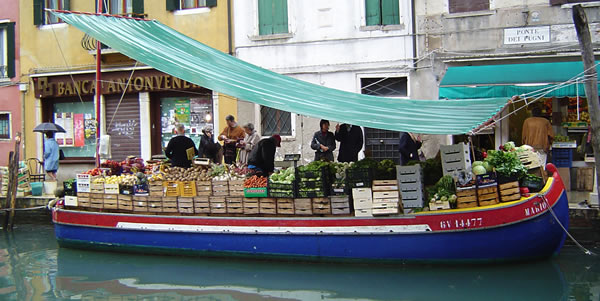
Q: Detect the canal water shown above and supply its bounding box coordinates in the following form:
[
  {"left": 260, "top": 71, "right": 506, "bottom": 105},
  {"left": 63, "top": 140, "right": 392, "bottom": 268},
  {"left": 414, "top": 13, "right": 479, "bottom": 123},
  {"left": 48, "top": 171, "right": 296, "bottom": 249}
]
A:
[{"left": 0, "top": 223, "right": 599, "bottom": 301}]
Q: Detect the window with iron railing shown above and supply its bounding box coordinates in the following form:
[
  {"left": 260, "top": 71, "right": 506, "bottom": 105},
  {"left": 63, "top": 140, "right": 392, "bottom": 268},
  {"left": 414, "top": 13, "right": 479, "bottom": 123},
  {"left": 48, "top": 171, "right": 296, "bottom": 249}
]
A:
[{"left": 261, "top": 106, "right": 292, "bottom": 136}]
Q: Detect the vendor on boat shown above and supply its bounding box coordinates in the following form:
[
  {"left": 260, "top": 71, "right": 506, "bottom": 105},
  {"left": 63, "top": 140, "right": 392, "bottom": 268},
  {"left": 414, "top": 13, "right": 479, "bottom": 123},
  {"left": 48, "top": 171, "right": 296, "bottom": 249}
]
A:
[
  {"left": 398, "top": 132, "right": 422, "bottom": 165},
  {"left": 248, "top": 134, "right": 281, "bottom": 176},
  {"left": 165, "top": 123, "right": 198, "bottom": 168},
  {"left": 218, "top": 115, "right": 246, "bottom": 164},
  {"left": 198, "top": 125, "right": 222, "bottom": 164},
  {"left": 311, "top": 119, "right": 336, "bottom": 162},
  {"left": 335, "top": 123, "right": 363, "bottom": 162}
]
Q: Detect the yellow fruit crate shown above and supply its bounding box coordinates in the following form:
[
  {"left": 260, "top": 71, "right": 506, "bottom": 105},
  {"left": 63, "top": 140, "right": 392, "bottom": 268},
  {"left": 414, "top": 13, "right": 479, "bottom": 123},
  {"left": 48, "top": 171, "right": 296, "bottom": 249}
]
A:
[
  {"left": 178, "top": 181, "right": 197, "bottom": 197},
  {"left": 163, "top": 181, "right": 179, "bottom": 197}
]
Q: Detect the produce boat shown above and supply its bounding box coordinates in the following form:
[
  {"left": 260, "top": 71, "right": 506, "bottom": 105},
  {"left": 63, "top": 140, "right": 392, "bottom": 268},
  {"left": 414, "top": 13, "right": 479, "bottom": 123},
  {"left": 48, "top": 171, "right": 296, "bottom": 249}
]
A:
[{"left": 53, "top": 164, "right": 568, "bottom": 263}]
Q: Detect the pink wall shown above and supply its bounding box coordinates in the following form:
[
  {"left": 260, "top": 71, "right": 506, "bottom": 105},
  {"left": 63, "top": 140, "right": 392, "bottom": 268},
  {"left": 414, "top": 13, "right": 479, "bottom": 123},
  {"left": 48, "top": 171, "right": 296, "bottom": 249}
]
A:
[{"left": 0, "top": 0, "right": 21, "bottom": 166}]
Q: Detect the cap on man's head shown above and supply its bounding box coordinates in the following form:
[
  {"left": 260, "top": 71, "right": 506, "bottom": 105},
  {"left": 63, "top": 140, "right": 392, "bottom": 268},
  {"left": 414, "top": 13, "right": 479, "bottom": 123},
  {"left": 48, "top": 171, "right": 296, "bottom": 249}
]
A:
[
  {"left": 203, "top": 125, "right": 213, "bottom": 133},
  {"left": 272, "top": 134, "right": 281, "bottom": 147},
  {"left": 225, "top": 115, "right": 235, "bottom": 122}
]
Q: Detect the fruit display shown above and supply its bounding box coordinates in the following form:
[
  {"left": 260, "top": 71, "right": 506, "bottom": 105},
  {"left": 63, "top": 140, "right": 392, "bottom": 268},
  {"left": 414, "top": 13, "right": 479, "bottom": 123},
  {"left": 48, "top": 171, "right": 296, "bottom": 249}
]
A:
[
  {"left": 163, "top": 166, "right": 210, "bottom": 181},
  {"left": 100, "top": 160, "right": 122, "bottom": 176},
  {"left": 244, "top": 176, "right": 267, "bottom": 188},
  {"left": 147, "top": 173, "right": 164, "bottom": 182},
  {"left": 120, "top": 157, "right": 146, "bottom": 174}
]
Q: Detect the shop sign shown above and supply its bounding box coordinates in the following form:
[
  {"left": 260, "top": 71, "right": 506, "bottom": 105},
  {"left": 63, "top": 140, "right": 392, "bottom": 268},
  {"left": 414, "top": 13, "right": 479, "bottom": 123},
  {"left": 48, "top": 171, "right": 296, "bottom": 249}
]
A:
[
  {"left": 33, "top": 72, "right": 206, "bottom": 98},
  {"left": 504, "top": 26, "right": 550, "bottom": 44}
]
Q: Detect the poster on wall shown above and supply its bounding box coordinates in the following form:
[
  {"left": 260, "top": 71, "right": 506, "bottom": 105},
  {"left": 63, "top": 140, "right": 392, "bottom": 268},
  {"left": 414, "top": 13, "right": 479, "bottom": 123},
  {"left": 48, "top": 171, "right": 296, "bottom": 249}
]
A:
[
  {"left": 74, "top": 113, "right": 85, "bottom": 147},
  {"left": 174, "top": 100, "right": 190, "bottom": 125},
  {"left": 63, "top": 112, "right": 74, "bottom": 147},
  {"left": 54, "top": 113, "right": 65, "bottom": 146}
]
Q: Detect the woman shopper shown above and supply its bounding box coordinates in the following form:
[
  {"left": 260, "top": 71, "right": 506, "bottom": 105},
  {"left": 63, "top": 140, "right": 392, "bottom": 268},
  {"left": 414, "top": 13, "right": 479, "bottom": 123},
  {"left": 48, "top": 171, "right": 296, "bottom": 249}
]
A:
[
  {"left": 238, "top": 123, "right": 261, "bottom": 166},
  {"left": 310, "top": 119, "right": 336, "bottom": 162},
  {"left": 44, "top": 132, "right": 60, "bottom": 180}
]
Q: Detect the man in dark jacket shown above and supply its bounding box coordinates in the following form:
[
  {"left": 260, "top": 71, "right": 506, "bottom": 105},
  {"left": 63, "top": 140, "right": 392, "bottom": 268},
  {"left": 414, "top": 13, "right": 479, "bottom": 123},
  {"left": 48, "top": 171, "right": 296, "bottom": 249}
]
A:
[
  {"left": 335, "top": 123, "right": 363, "bottom": 162},
  {"left": 398, "top": 132, "right": 422, "bottom": 165},
  {"left": 248, "top": 134, "right": 281, "bottom": 176},
  {"left": 310, "top": 119, "right": 336, "bottom": 161},
  {"left": 165, "top": 124, "right": 198, "bottom": 168}
]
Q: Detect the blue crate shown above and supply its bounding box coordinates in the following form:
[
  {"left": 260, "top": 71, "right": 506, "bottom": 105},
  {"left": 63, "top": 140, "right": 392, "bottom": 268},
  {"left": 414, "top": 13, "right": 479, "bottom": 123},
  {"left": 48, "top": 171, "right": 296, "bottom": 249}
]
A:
[{"left": 552, "top": 148, "right": 573, "bottom": 168}]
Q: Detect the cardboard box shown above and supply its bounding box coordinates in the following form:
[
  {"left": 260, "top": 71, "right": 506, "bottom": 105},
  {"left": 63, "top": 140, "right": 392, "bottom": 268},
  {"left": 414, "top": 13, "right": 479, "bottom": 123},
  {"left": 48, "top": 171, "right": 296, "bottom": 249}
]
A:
[{"left": 558, "top": 167, "right": 571, "bottom": 192}]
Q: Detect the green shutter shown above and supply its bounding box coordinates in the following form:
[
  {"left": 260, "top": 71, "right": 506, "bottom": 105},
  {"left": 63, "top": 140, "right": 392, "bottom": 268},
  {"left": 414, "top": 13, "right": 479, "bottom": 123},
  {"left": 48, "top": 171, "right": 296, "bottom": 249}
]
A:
[
  {"left": 132, "top": 0, "right": 145, "bottom": 16},
  {"left": 205, "top": 0, "right": 217, "bottom": 7},
  {"left": 381, "top": 0, "right": 399, "bottom": 25},
  {"left": 166, "top": 0, "right": 180, "bottom": 11},
  {"left": 272, "top": 0, "right": 288, "bottom": 34},
  {"left": 365, "top": 0, "right": 381, "bottom": 26},
  {"left": 6, "top": 23, "right": 15, "bottom": 78},
  {"left": 95, "top": 1, "right": 108, "bottom": 13},
  {"left": 63, "top": 0, "right": 70, "bottom": 10},
  {"left": 33, "top": 0, "right": 44, "bottom": 25},
  {"left": 258, "top": 0, "right": 274, "bottom": 35}
]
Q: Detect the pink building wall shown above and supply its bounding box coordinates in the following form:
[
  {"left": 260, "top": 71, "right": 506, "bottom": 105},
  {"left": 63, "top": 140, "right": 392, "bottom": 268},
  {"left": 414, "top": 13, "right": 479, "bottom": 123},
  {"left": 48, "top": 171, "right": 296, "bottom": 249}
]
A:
[{"left": 0, "top": 1, "right": 21, "bottom": 166}]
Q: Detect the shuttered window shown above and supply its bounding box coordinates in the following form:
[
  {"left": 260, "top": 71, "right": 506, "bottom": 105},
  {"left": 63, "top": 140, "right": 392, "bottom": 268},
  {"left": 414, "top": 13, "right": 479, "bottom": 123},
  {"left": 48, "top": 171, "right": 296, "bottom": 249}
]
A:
[
  {"left": 366, "top": 0, "right": 399, "bottom": 26},
  {"left": 448, "top": 0, "right": 489, "bottom": 14},
  {"left": 103, "top": 0, "right": 144, "bottom": 17},
  {"left": 105, "top": 95, "right": 142, "bottom": 161},
  {"left": 34, "top": 0, "right": 70, "bottom": 25},
  {"left": 0, "top": 22, "right": 15, "bottom": 79},
  {"left": 258, "top": 0, "right": 288, "bottom": 35}
]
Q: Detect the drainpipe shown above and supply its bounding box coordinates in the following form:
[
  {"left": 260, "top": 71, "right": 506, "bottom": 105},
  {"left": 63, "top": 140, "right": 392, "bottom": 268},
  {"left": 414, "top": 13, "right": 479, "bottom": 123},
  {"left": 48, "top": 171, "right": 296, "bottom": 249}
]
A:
[
  {"left": 227, "top": 0, "right": 233, "bottom": 55},
  {"left": 411, "top": 0, "right": 417, "bottom": 67}
]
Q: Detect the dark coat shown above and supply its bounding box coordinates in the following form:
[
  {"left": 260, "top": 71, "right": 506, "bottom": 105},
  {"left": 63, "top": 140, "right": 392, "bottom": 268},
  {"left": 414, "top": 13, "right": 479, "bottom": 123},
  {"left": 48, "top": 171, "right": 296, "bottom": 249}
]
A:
[
  {"left": 165, "top": 135, "right": 198, "bottom": 168},
  {"left": 198, "top": 134, "right": 221, "bottom": 163},
  {"left": 248, "top": 137, "right": 277, "bottom": 174},
  {"left": 398, "top": 132, "right": 422, "bottom": 165},
  {"left": 335, "top": 124, "right": 363, "bottom": 162},
  {"left": 310, "top": 131, "right": 336, "bottom": 162}
]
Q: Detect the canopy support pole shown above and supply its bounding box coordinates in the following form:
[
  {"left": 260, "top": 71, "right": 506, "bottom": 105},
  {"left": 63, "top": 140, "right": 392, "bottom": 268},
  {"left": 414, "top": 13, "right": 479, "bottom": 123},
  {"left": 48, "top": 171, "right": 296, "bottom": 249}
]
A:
[{"left": 95, "top": 0, "right": 103, "bottom": 168}]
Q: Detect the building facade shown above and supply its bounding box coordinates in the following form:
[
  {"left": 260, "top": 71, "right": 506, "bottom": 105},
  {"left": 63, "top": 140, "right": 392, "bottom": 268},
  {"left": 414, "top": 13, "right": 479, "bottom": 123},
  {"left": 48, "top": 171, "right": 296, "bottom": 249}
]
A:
[
  {"left": 413, "top": 0, "right": 600, "bottom": 153},
  {"left": 0, "top": 1, "right": 22, "bottom": 166},
  {"left": 19, "top": 0, "right": 236, "bottom": 180},
  {"left": 233, "top": 0, "right": 419, "bottom": 164}
]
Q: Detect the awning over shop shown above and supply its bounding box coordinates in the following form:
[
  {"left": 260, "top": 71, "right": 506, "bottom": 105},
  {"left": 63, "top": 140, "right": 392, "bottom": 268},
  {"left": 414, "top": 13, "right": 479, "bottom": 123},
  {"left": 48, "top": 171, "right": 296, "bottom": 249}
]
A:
[
  {"left": 440, "top": 61, "right": 599, "bottom": 99},
  {"left": 51, "top": 10, "right": 509, "bottom": 135}
]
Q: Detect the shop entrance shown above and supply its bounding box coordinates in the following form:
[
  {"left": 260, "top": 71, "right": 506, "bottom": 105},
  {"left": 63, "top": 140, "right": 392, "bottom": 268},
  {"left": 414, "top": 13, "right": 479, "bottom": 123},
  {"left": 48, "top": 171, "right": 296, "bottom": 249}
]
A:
[
  {"left": 156, "top": 96, "right": 213, "bottom": 154},
  {"left": 105, "top": 95, "right": 141, "bottom": 161}
]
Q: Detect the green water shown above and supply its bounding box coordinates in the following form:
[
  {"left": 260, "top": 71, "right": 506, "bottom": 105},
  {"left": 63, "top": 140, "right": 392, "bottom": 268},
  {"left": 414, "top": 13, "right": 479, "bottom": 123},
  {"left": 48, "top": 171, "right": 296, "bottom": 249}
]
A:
[{"left": 0, "top": 223, "right": 598, "bottom": 301}]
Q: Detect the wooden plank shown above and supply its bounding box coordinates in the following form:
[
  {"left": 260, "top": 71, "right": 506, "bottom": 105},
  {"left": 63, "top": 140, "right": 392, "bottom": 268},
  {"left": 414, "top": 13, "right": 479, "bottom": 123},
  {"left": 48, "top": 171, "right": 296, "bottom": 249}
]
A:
[
  {"left": 457, "top": 195, "right": 477, "bottom": 203},
  {"left": 479, "top": 199, "right": 499, "bottom": 207},
  {"left": 457, "top": 201, "right": 477, "bottom": 208},
  {"left": 372, "top": 180, "right": 397, "bottom": 185},
  {"left": 373, "top": 191, "right": 399, "bottom": 199},
  {"left": 499, "top": 187, "right": 520, "bottom": 196},
  {"left": 477, "top": 186, "right": 497, "bottom": 195},
  {"left": 332, "top": 207, "right": 350, "bottom": 215},
  {"left": 294, "top": 198, "right": 312, "bottom": 209},
  {"left": 498, "top": 181, "right": 519, "bottom": 190},
  {"left": 295, "top": 208, "right": 313, "bottom": 215},
  {"left": 501, "top": 193, "right": 521, "bottom": 202},
  {"left": 371, "top": 185, "right": 399, "bottom": 192}
]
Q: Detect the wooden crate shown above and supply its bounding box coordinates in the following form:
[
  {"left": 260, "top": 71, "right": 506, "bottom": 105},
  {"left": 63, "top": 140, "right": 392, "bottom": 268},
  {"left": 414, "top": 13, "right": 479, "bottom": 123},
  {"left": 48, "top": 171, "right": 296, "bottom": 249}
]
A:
[
  {"left": 178, "top": 181, "right": 197, "bottom": 197},
  {"left": 478, "top": 185, "right": 500, "bottom": 206},
  {"left": 117, "top": 194, "right": 133, "bottom": 211},
  {"left": 177, "top": 197, "right": 194, "bottom": 214},
  {"left": 276, "top": 198, "right": 294, "bottom": 215},
  {"left": 90, "top": 193, "right": 104, "bottom": 209},
  {"left": 373, "top": 191, "right": 399, "bottom": 200},
  {"left": 210, "top": 196, "right": 227, "bottom": 214},
  {"left": 456, "top": 186, "right": 477, "bottom": 208},
  {"left": 78, "top": 197, "right": 90, "bottom": 208},
  {"left": 104, "top": 183, "right": 120, "bottom": 195},
  {"left": 518, "top": 150, "right": 542, "bottom": 170},
  {"left": 312, "top": 197, "right": 331, "bottom": 214},
  {"left": 330, "top": 196, "right": 350, "bottom": 215},
  {"left": 132, "top": 195, "right": 148, "bottom": 212},
  {"left": 149, "top": 181, "right": 164, "bottom": 197},
  {"left": 498, "top": 181, "right": 520, "bottom": 202},
  {"left": 103, "top": 194, "right": 118, "bottom": 209},
  {"left": 194, "top": 196, "right": 210, "bottom": 213},
  {"left": 163, "top": 181, "right": 179, "bottom": 197},
  {"left": 196, "top": 181, "right": 212, "bottom": 196},
  {"left": 147, "top": 196, "right": 163, "bottom": 213},
  {"left": 77, "top": 192, "right": 90, "bottom": 198},
  {"left": 212, "top": 180, "right": 229, "bottom": 196},
  {"left": 294, "top": 198, "right": 312, "bottom": 215},
  {"left": 90, "top": 182, "right": 104, "bottom": 194},
  {"left": 259, "top": 198, "right": 276, "bottom": 214},
  {"left": 229, "top": 179, "right": 245, "bottom": 196},
  {"left": 226, "top": 197, "right": 244, "bottom": 214},
  {"left": 243, "top": 199, "right": 259, "bottom": 215},
  {"left": 162, "top": 196, "right": 178, "bottom": 213},
  {"left": 371, "top": 180, "right": 399, "bottom": 191},
  {"left": 577, "top": 167, "right": 594, "bottom": 191},
  {"left": 429, "top": 200, "right": 451, "bottom": 211}
]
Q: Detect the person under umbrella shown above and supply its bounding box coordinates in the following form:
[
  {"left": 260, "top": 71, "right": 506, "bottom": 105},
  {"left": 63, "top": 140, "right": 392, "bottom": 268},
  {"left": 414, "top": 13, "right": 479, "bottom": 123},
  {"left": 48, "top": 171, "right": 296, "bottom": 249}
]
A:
[{"left": 44, "top": 132, "right": 60, "bottom": 180}]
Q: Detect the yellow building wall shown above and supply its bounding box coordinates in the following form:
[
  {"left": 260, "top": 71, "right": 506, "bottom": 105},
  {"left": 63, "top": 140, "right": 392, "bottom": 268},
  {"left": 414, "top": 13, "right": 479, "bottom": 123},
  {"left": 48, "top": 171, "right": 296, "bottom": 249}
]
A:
[{"left": 19, "top": 0, "right": 236, "bottom": 161}]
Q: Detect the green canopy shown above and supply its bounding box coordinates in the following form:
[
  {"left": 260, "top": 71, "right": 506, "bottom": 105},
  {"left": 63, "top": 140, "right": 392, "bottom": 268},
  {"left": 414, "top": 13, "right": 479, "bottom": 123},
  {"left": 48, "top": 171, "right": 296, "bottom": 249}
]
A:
[{"left": 50, "top": 10, "right": 509, "bottom": 135}]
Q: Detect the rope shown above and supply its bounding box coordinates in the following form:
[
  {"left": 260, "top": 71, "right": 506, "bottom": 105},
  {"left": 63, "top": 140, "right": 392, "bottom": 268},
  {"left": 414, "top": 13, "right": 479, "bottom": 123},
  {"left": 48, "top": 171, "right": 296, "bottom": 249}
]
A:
[
  {"left": 541, "top": 195, "right": 596, "bottom": 256},
  {"left": 50, "top": 24, "right": 86, "bottom": 104},
  {"left": 107, "top": 61, "right": 138, "bottom": 129},
  {"left": 0, "top": 205, "right": 48, "bottom": 212}
]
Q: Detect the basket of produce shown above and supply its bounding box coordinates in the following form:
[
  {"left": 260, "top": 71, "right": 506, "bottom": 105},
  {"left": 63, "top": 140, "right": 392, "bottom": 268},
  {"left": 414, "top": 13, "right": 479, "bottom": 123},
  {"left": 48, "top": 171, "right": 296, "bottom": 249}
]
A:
[
  {"left": 296, "top": 162, "right": 329, "bottom": 198},
  {"left": 63, "top": 178, "right": 77, "bottom": 196},
  {"left": 268, "top": 166, "right": 296, "bottom": 198}
]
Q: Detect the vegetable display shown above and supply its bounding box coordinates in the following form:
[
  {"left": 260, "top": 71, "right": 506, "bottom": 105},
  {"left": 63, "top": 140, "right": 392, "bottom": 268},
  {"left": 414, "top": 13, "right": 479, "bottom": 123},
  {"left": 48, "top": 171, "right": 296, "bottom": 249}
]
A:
[
  {"left": 269, "top": 167, "right": 295, "bottom": 184},
  {"left": 485, "top": 148, "right": 527, "bottom": 181},
  {"left": 244, "top": 176, "right": 267, "bottom": 188},
  {"left": 427, "top": 176, "right": 457, "bottom": 204}
]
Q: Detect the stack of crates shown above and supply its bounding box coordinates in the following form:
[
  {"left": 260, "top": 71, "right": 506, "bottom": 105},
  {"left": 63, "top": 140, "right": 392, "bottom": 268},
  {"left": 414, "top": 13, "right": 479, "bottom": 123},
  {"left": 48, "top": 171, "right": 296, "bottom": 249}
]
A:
[
  {"left": 396, "top": 165, "right": 424, "bottom": 209},
  {"left": 552, "top": 148, "right": 574, "bottom": 168},
  {"left": 440, "top": 143, "right": 472, "bottom": 177}
]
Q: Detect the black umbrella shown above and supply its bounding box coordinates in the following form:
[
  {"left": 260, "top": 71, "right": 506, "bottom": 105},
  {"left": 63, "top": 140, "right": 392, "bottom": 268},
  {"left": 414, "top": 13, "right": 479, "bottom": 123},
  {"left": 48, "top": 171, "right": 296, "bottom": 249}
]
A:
[{"left": 33, "top": 122, "right": 66, "bottom": 133}]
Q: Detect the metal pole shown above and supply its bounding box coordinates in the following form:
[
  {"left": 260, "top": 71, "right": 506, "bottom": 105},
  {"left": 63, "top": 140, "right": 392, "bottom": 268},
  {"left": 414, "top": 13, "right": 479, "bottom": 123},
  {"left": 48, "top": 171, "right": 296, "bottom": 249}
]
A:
[{"left": 95, "top": 0, "right": 103, "bottom": 168}]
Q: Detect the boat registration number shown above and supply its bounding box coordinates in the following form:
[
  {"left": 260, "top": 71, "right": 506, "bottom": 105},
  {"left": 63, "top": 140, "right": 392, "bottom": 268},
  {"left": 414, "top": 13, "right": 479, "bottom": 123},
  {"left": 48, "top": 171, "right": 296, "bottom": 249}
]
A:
[{"left": 439, "top": 217, "right": 483, "bottom": 230}]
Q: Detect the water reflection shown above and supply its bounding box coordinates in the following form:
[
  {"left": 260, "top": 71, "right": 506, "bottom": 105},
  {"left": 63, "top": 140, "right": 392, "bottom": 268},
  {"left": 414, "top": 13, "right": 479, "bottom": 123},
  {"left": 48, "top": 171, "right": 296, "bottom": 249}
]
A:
[{"left": 0, "top": 224, "right": 599, "bottom": 300}]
